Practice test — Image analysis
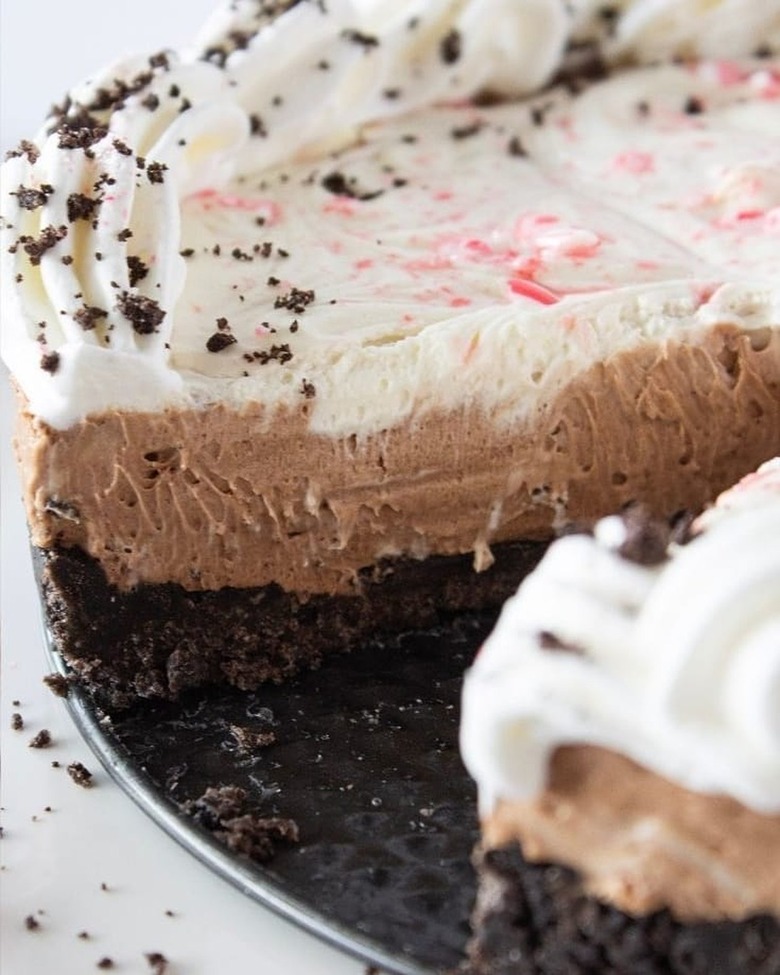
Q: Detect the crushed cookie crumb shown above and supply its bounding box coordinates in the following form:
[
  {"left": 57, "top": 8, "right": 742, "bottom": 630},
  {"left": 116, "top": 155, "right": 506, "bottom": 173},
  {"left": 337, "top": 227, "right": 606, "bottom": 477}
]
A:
[
  {"left": 43, "top": 673, "right": 70, "bottom": 697},
  {"left": 127, "top": 255, "right": 149, "bottom": 287},
  {"left": 274, "top": 287, "right": 315, "bottom": 314},
  {"left": 117, "top": 228, "right": 133, "bottom": 242},
  {"left": 5, "top": 140, "right": 40, "bottom": 164},
  {"left": 206, "top": 332, "right": 237, "bottom": 353},
  {"left": 116, "top": 291, "right": 165, "bottom": 334},
  {"left": 112, "top": 138, "right": 133, "bottom": 156},
  {"left": 67, "top": 193, "right": 101, "bottom": 223},
  {"left": 12, "top": 184, "right": 54, "bottom": 210},
  {"left": 74, "top": 305, "right": 108, "bottom": 331},
  {"left": 451, "top": 121, "right": 483, "bottom": 140},
  {"left": 440, "top": 28, "right": 462, "bottom": 64},
  {"left": 29, "top": 729, "right": 52, "bottom": 749},
  {"left": 24, "top": 915, "right": 40, "bottom": 931},
  {"left": 341, "top": 28, "right": 379, "bottom": 49},
  {"left": 249, "top": 113, "right": 267, "bottom": 137},
  {"left": 97, "top": 958, "right": 115, "bottom": 970},
  {"left": 145, "top": 951, "right": 169, "bottom": 974},
  {"left": 146, "top": 161, "right": 168, "bottom": 185},
  {"left": 13, "top": 225, "right": 68, "bottom": 265},
  {"left": 67, "top": 761, "right": 94, "bottom": 788},
  {"left": 683, "top": 94, "right": 704, "bottom": 115},
  {"left": 41, "top": 350, "right": 61, "bottom": 376},
  {"left": 11, "top": 712, "right": 23, "bottom": 731},
  {"left": 321, "top": 171, "right": 383, "bottom": 201},
  {"left": 229, "top": 725, "right": 276, "bottom": 752},
  {"left": 507, "top": 135, "right": 527, "bottom": 157},
  {"left": 301, "top": 379, "right": 316, "bottom": 399}
]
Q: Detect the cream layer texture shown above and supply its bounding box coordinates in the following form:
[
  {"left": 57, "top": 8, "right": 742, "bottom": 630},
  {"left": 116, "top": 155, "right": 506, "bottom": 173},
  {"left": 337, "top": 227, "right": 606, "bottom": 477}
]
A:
[{"left": 1, "top": 0, "right": 779, "bottom": 431}]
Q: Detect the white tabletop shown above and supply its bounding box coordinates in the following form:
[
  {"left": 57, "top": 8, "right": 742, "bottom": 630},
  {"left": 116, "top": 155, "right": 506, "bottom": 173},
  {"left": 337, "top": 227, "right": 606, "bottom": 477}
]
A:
[{"left": 0, "top": 2, "right": 368, "bottom": 972}]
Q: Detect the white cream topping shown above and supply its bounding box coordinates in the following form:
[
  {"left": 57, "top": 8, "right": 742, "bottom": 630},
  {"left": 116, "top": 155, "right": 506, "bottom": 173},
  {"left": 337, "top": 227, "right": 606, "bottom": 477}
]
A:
[
  {"left": 460, "top": 461, "right": 780, "bottom": 816},
  {"left": 1, "top": 1, "right": 779, "bottom": 429}
]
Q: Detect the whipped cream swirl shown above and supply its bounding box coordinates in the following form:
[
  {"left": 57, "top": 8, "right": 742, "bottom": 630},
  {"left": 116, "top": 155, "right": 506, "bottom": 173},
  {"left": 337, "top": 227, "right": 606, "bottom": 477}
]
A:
[{"left": 461, "top": 460, "right": 780, "bottom": 815}]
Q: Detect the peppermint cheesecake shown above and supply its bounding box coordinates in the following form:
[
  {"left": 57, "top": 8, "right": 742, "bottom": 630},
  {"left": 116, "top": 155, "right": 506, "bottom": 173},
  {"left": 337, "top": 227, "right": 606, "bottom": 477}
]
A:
[
  {"left": 2, "top": 0, "right": 779, "bottom": 705},
  {"left": 460, "top": 460, "right": 780, "bottom": 973}
]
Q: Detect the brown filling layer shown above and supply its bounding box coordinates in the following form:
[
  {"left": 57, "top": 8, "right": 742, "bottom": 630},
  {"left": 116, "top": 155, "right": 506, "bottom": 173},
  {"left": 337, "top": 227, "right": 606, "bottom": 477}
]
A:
[
  {"left": 15, "top": 324, "right": 780, "bottom": 594},
  {"left": 483, "top": 746, "right": 780, "bottom": 923}
]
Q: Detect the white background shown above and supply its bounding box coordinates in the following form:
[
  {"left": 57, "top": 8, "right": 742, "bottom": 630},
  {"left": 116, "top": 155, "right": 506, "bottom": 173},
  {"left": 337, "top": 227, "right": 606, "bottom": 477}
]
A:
[{"left": 1, "top": 2, "right": 368, "bottom": 973}]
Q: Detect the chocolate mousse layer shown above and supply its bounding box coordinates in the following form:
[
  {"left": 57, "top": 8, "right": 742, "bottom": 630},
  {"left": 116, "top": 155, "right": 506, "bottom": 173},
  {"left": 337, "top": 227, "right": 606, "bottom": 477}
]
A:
[
  {"left": 483, "top": 746, "right": 780, "bottom": 923},
  {"left": 16, "top": 325, "right": 780, "bottom": 596}
]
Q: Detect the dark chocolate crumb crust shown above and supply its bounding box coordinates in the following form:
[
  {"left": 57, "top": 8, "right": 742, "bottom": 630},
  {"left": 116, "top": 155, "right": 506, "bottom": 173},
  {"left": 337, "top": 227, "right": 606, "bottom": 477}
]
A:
[
  {"left": 468, "top": 844, "right": 780, "bottom": 975},
  {"left": 35, "top": 539, "right": 546, "bottom": 709}
]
